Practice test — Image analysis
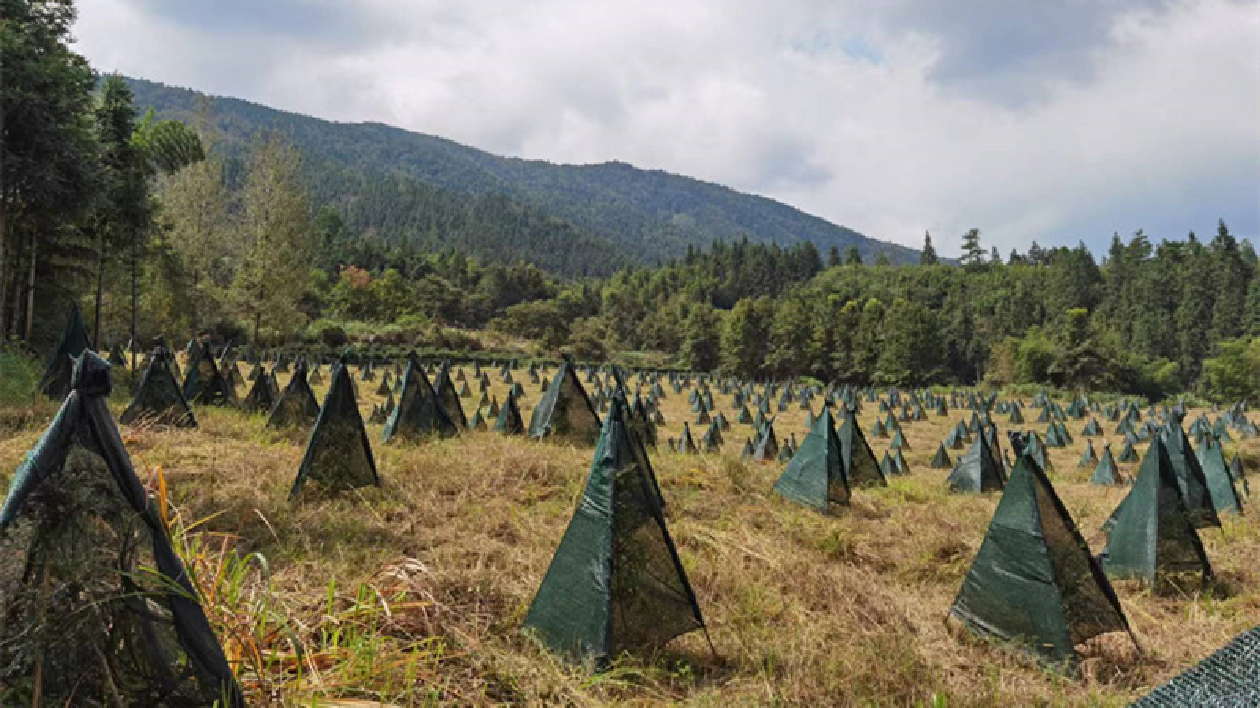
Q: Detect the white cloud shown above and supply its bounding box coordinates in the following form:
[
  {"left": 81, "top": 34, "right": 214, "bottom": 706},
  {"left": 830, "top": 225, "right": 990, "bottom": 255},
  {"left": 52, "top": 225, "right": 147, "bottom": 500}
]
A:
[{"left": 73, "top": 0, "right": 1260, "bottom": 255}]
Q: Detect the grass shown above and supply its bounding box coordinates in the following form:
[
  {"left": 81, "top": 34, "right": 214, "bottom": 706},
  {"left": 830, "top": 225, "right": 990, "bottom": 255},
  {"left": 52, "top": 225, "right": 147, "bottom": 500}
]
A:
[{"left": 0, "top": 354, "right": 1257, "bottom": 706}]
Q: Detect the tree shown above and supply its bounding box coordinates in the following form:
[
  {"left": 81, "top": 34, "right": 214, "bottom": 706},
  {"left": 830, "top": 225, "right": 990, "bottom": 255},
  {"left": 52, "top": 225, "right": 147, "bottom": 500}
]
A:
[
  {"left": 874, "top": 251, "right": 892, "bottom": 267},
  {"left": 0, "top": 0, "right": 98, "bottom": 341},
  {"left": 720, "top": 297, "right": 771, "bottom": 376},
  {"left": 231, "top": 133, "right": 314, "bottom": 342},
  {"left": 960, "top": 228, "right": 985, "bottom": 271},
  {"left": 876, "top": 298, "right": 941, "bottom": 386},
  {"left": 1201, "top": 337, "right": 1260, "bottom": 403},
  {"left": 827, "top": 245, "right": 842, "bottom": 268},
  {"left": 844, "top": 246, "right": 862, "bottom": 266},
  {"left": 160, "top": 149, "right": 232, "bottom": 333},
  {"left": 679, "top": 304, "right": 721, "bottom": 372},
  {"left": 920, "top": 231, "right": 938, "bottom": 265}
]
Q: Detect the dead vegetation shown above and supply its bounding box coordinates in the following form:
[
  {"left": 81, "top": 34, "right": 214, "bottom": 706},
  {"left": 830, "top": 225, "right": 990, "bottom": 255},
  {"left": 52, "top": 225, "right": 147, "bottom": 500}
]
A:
[{"left": 0, "top": 366, "right": 1255, "bottom": 706}]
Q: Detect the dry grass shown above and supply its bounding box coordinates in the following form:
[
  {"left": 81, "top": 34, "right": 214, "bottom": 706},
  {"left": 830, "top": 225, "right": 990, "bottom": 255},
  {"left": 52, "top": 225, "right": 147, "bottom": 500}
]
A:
[{"left": 1, "top": 361, "right": 1258, "bottom": 707}]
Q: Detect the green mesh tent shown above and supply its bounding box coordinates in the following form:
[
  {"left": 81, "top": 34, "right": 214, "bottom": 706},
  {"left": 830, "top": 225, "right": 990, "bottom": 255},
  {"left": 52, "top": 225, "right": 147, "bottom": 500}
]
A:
[
  {"left": 523, "top": 396, "right": 707, "bottom": 666},
  {"left": 470, "top": 409, "right": 488, "bottom": 431},
  {"left": 241, "top": 368, "right": 276, "bottom": 414},
  {"left": 433, "top": 361, "right": 468, "bottom": 429},
  {"left": 493, "top": 390, "right": 525, "bottom": 435},
  {"left": 1160, "top": 422, "right": 1223, "bottom": 529},
  {"left": 893, "top": 448, "right": 909, "bottom": 474},
  {"left": 1196, "top": 439, "right": 1242, "bottom": 516},
  {"left": 837, "top": 412, "right": 886, "bottom": 487},
  {"left": 1102, "top": 437, "right": 1212, "bottom": 587},
  {"left": 679, "top": 422, "right": 699, "bottom": 454},
  {"left": 120, "top": 345, "right": 197, "bottom": 428},
  {"left": 930, "top": 443, "right": 953, "bottom": 469},
  {"left": 182, "top": 342, "right": 237, "bottom": 407},
  {"left": 1118, "top": 439, "right": 1139, "bottom": 463},
  {"left": 382, "top": 353, "right": 458, "bottom": 443},
  {"left": 1077, "top": 439, "right": 1099, "bottom": 468},
  {"left": 890, "top": 429, "right": 909, "bottom": 450},
  {"left": 267, "top": 358, "right": 321, "bottom": 430},
  {"left": 0, "top": 352, "right": 243, "bottom": 706},
  {"left": 1132, "top": 625, "right": 1260, "bottom": 706},
  {"left": 772, "top": 411, "right": 851, "bottom": 513},
  {"left": 289, "top": 358, "right": 380, "bottom": 498},
  {"left": 528, "top": 358, "right": 600, "bottom": 444},
  {"left": 879, "top": 451, "right": 897, "bottom": 477},
  {"left": 752, "top": 421, "right": 778, "bottom": 462},
  {"left": 948, "top": 433, "right": 1006, "bottom": 493},
  {"left": 1090, "top": 444, "right": 1123, "bottom": 486},
  {"left": 1081, "top": 419, "right": 1102, "bottom": 437},
  {"left": 950, "top": 453, "right": 1133, "bottom": 669},
  {"left": 37, "top": 303, "right": 92, "bottom": 399}
]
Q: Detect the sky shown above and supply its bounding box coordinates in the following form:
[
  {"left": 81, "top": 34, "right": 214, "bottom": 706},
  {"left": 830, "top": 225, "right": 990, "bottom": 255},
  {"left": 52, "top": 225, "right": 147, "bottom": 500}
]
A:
[{"left": 74, "top": 0, "right": 1260, "bottom": 256}]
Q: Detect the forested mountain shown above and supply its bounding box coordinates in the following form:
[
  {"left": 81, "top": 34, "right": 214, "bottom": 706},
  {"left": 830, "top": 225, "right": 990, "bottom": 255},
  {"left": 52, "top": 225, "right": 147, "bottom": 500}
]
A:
[{"left": 124, "top": 77, "right": 918, "bottom": 271}]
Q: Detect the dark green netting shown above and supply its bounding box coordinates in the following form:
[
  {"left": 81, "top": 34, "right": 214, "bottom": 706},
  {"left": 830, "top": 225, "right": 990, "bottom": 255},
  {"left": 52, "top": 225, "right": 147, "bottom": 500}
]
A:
[
  {"left": 0, "top": 352, "right": 242, "bottom": 706},
  {"left": 1133, "top": 625, "right": 1260, "bottom": 707},
  {"left": 1102, "top": 437, "right": 1211, "bottom": 586},
  {"left": 1197, "top": 440, "right": 1242, "bottom": 516},
  {"left": 433, "top": 361, "right": 467, "bottom": 429},
  {"left": 528, "top": 359, "right": 600, "bottom": 445},
  {"left": 752, "top": 422, "right": 778, "bottom": 462},
  {"left": 241, "top": 370, "right": 276, "bottom": 414},
  {"left": 493, "top": 391, "right": 525, "bottom": 435},
  {"left": 382, "top": 354, "right": 458, "bottom": 443},
  {"left": 837, "top": 412, "right": 886, "bottom": 487},
  {"left": 948, "top": 433, "right": 1005, "bottom": 493},
  {"left": 523, "top": 397, "right": 705, "bottom": 666},
  {"left": 1078, "top": 440, "right": 1098, "bottom": 468},
  {"left": 1160, "top": 423, "right": 1222, "bottom": 529},
  {"left": 1090, "top": 445, "right": 1122, "bottom": 486},
  {"left": 267, "top": 359, "right": 321, "bottom": 430},
  {"left": 951, "top": 453, "right": 1132, "bottom": 668},
  {"left": 37, "top": 304, "right": 92, "bottom": 400},
  {"left": 182, "top": 343, "right": 236, "bottom": 407},
  {"left": 289, "top": 359, "right": 380, "bottom": 499},
  {"left": 772, "top": 411, "right": 850, "bottom": 512},
  {"left": 930, "top": 443, "right": 952, "bottom": 469},
  {"left": 470, "top": 409, "right": 488, "bottom": 431},
  {"left": 679, "top": 423, "right": 699, "bottom": 454},
  {"left": 120, "top": 346, "right": 197, "bottom": 428}
]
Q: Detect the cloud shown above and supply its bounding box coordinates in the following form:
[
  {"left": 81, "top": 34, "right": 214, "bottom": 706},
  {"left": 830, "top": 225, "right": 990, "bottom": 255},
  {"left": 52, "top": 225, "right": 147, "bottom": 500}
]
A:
[{"left": 72, "top": 0, "right": 1259, "bottom": 256}]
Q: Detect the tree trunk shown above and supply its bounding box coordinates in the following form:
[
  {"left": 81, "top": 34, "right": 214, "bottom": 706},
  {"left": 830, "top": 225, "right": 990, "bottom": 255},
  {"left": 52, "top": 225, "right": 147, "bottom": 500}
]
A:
[
  {"left": 130, "top": 229, "right": 138, "bottom": 376},
  {"left": 9, "top": 232, "right": 24, "bottom": 339},
  {"left": 93, "top": 230, "right": 105, "bottom": 348},
  {"left": 24, "top": 234, "right": 36, "bottom": 342}
]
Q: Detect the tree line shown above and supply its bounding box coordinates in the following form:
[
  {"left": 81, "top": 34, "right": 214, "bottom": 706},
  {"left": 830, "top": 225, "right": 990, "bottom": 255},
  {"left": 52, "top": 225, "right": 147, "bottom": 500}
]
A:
[{"left": 4, "top": 0, "right": 1257, "bottom": 402}]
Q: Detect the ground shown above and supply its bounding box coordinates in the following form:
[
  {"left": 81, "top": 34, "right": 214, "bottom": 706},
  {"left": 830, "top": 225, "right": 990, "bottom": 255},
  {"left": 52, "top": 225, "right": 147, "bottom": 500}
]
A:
[{"left": 0, "top": 358, "right": 1256, "bottom": 707}]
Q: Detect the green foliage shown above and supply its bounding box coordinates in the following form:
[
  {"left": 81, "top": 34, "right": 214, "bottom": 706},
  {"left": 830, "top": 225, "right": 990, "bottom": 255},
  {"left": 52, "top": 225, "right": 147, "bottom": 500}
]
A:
[
  {"left": 1201, "top": 338, "right": 1260, "bottom": 403},
  {"left": 0, "top": 349, "right": 40, "bottom": 405},
  {"left": 125, "top": 77, "right": 920, "bottom": 273}
]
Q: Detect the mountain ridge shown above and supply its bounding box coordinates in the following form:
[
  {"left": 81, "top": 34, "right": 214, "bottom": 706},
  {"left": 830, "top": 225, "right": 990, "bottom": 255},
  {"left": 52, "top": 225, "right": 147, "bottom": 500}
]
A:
[{"left": 125, "top": 76, "right": 922, "bottom": 271}]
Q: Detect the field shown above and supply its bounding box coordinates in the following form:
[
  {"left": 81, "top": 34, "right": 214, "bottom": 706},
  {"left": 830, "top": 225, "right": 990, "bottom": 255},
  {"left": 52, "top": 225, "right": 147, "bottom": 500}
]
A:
[{"left": 2, "top": 356, "right": 1257, "bottom": 707}]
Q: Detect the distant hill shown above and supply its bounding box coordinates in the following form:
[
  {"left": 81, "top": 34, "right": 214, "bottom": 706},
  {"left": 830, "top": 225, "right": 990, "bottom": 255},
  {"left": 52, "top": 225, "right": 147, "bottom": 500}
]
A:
[{"left": 126, "top": 77, "right": 920, "bottom": 273}]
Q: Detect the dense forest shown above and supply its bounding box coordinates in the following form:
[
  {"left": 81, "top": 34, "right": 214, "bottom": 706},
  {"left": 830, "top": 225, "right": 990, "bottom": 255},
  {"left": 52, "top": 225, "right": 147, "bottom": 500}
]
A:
[
  {"left": 3, "top": 0, "right": 1258, "bottom": 404},
  {"left": 125, "top": 77, "right": 918, "bottom": 267}
]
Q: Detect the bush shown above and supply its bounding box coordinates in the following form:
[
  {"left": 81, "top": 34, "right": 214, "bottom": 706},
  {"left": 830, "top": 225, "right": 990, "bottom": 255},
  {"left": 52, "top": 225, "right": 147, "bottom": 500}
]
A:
[
  {"left": 308, "top": 319, "right": 349, "bottom": 348},
  {"left": 0, "top": 347, "right": 40, "bottom": 405}
]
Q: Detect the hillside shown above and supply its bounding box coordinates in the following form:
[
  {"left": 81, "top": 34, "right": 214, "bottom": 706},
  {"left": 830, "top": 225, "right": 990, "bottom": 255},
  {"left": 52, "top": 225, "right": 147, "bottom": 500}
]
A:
[{"left": 125, "top": 77, "right": 920, "bottom": 270}]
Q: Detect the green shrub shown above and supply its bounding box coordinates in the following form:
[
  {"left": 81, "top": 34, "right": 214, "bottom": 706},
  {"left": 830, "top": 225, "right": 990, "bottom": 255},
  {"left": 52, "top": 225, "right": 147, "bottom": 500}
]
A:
[{"left": 0, "top": 348, "right": 40, "bottom": 405}]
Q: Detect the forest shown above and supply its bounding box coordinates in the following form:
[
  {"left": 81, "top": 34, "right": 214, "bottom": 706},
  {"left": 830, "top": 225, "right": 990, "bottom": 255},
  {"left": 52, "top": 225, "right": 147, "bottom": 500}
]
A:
[{"left": 3, "top": 0, "right": 1258, "bottom": 403}]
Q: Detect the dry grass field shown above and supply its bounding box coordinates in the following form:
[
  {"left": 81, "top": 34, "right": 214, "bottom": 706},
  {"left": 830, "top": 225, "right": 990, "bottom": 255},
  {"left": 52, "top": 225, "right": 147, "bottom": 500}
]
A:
[{"left": 2, "top": 357, "right": 1258, "bottom": 707}]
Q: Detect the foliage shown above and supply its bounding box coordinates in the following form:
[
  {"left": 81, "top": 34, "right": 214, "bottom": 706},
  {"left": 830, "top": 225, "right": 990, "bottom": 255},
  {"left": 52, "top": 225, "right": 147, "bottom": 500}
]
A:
[{"left": 1201, "top": 337, "right": 1260, "bottom": 403}]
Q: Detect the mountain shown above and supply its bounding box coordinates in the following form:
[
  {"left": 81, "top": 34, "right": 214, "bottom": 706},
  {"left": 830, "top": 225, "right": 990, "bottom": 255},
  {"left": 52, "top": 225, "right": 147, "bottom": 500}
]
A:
[{"left": 126, "top": 77, "right": 920, "bottom": 274}]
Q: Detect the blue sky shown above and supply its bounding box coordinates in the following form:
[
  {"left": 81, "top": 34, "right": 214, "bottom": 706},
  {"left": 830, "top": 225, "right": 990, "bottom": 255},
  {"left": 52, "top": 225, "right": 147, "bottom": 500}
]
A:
[{"left": 75, "top": 0, "right": 1259, "bottom": 256}]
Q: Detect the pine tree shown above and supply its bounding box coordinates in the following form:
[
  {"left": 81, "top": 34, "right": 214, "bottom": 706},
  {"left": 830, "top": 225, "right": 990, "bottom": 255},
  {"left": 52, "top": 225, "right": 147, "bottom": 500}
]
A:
[
  {"left": 827, "top": 245, "right": 842, "bottom": 267},
  {"left": 920, "top": 231, "right": 938, "bottom": 265},
  {"left": 843, "top": 246, "right": 862, "bottom": 266},
  {"left": 960, "top": 228, "right": 986, "bottom": 271}
]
